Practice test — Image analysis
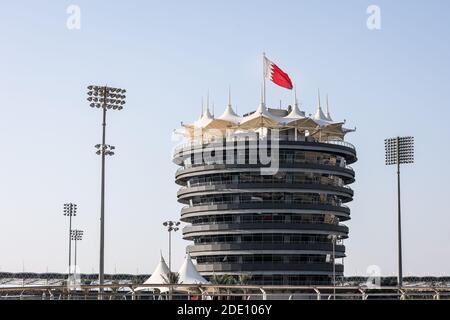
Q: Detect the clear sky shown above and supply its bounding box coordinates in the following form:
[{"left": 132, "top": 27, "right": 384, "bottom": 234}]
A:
[{"left": 0, "top": 0, "right": 449, "bottom": 277}]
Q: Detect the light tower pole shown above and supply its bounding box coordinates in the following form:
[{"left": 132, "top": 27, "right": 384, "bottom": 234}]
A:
[
  {"left": 162, "top": 221, "right": 180, "bottom": 272},
  {"left": 328, "top": 233, "right": 340, "bottom": 300},
  {"left": 87, "top": 85, "right": 126, "bottom": 291},
  {"left": 63, "top": 203, "right": 77, "bottom": 278},
  {"left": 71, "top": 229, "right": 84, "bottom": 272},
  {"left": 385, "top": 136, "right": 414, "bottom": 288}
]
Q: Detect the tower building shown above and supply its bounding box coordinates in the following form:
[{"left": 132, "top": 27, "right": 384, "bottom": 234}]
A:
[{"left": 173, "top": 95, "right": 356, "bottom": 285}]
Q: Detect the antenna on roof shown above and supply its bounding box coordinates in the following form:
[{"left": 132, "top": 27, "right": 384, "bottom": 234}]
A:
[
  {"left": 228, "top": 85, "right": 232, "bottom": 107},
  {"left": 212, "top": 101, "right": 215, "bottom": 117}
]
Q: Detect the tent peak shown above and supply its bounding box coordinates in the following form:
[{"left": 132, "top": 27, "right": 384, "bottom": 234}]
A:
[
  {"left": 178, "top": 255, "right": 209, "bottom": 285},
  {"left": 218, "top": 103, "right": 241, "bottom": 124},
  {"left": 286, "top": 102, "right": 306, "bottom": 119},
  {"left": 313, "top": 89, "right": 328, "bottom": 123},
  {"left": 325, "top": 94, "right": 333, "bottom": 121},
  {"left": 203, "top": 105, "right": 213, "bottom": 119}
]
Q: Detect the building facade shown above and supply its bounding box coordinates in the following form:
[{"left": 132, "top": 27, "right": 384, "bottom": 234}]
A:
[{"left": 173, "top": 100, "right": 357, "bottom": 285}]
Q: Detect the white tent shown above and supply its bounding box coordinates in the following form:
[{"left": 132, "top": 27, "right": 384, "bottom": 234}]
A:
[
  {"left": 239, "top": 103, "right": 285, "bottom": 129},
  {"left": 218, "top": 104, "right": 242, "bottom": 124},
  {"left": 312, "top": 103, "right": 331, "bottom": 126},
  {"left": 135, "top": 254, "right": 170, "bottom": 292},
  {"left": 283, "top": 102, "right": 307, "bottom": 123},
  {"left": 178, "top": 254, "right": 209, "bottom": 285},
  {"left": 179, "top": 91, "right": 355, "bottom": 142},
  {"left": 193, "top": 106, "right": 214, "bottom": 128}
]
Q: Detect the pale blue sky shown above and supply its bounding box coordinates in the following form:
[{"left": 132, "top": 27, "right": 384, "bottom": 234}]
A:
[{"left": 0, "top": 0, "right": 449, "bottom": 276}]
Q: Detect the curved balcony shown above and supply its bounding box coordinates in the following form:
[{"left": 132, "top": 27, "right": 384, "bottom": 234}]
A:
[
  {"left": 182, "top": 223, "right": 349, "bottom": 240},
  {"left": 177, "top": 184, "right": 354, "bottom": 203},
  {"left": 180, "top": 179, "right": 354, "bottom": 191},
  {"left": 176, "top": 163, "right": 355, "bottom": 184},
  {"left": 173, "top": 140, "right": 357, "bottom": 165},
  {"left": 187, "top": 243, "right": 345, "bottom": 257},
  {"left": 195, "top": 262, "right": 344, "bottom": 274},
  {"left": 180, "top": 203, "right": 351, "bottom": 221},
  {"left": 182, "top": 202, "right": 350, "bottom": 212}
]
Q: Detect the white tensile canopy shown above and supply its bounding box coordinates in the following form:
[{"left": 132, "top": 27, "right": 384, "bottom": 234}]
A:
[
  {"left": 135, "top": 253, "right": 209, "bottom": 294},
  {"left": 239, "top": 103, "right": 285, "bottom": 129},
  {"left": 218, "top": 104, "right": 242, "bottom": 124},
  {"left": 135, "top": 254, "right": 170, "bottom": 292},
  {"left": 194, "top": 106, "right": 214, "bottom": 128},
  {"left": 283, "top": 103, "right": 318, "bottom": 134},
  {"left": 184, "top": 105, "right": 235, "bottom": 140},
  {"left": 178, "top": 254, "right": 209, "bottom": 285},
  {"left": 284, "top": 102, "right": 306, "bottom": 122},
  {"left": 180, "top": 94, "right": 354, "bottom": 141},
  {"left": 312, "top": 104, "right": 332, "bottom": 127}
]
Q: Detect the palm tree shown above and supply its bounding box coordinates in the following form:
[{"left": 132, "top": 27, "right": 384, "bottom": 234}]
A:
[
  {"left": 162, "top": 272, "right": 180, "bottom": 300},
  {"left": 237, "top": 274, "right": 252, "bottom": 299},
  {"left": 237, "top": 274, "right": 252, "bottom": 285},
  {"left": 131, "top": 275, "right": 141, "bottom": 286},
  {"left": 110, "top": 280, "right": 120, "bottom": 300},
  {"left": 162, "top": 272, "right": 180, "bottom": 284},
  {"left": 210, "top": 274, "right": 235, "bottom": 300},
  {"left": 210, "top": 274, "right": 235, "bottom": 285}
]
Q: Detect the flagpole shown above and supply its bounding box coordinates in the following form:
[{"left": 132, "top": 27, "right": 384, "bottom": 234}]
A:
[
  {"left": 294, "top": 85, "right": 298, "bottom": 107},
  {"left": 262, "top": 52, "right": 266, "bottom": 106}
]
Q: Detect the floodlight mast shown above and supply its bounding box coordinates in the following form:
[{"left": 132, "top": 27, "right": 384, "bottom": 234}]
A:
[
  {"left": 384, "top": 136, "right": 414, "bottom": 288},
  {"left": 71, "top": 230, "right": 84, "bottom": 271},
  {"left": 163, "top": 221, "right": 181, "bottom": 272},
  {"left": 63, "top": 203, "right": 77, "bottom": 278},
  {"left": 87, "top": 85, "right": 126, "bottom": 297}
]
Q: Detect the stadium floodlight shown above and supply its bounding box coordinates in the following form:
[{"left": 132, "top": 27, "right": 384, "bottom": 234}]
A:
[
  {"left": 162, "top": 221, "right": 181, "bottom": 272},
  {"left": 63, "top": 203, "right": 77, "bottom": 278},
  {"left": 71, "top": 230, "right": 84, "bottom": 271},
  {"left": 385, "top": 136, "right": 414, "bottom": 288},
  {"left": 87, "top": 85, "right": 127, "bottom": 294}
]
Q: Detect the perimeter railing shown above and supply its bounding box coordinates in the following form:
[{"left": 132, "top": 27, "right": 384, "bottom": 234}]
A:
[{"left": 1, "top": 283, "right": 449, "bottom": 300}]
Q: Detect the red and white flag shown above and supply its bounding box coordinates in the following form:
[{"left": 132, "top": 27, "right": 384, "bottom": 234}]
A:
[{"left": 264, "top": 56, "right": 293, "bottom": 90}]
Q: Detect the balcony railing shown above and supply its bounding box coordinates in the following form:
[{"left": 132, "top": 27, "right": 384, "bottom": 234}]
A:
[
  {"left": 186, "top": 199, "right": 348, "bottom": 207},
  {"left": 176, "top": 163, "right": 355, "bottom": 176},
  {"left": 322, "top": 139, "right": 355, "bottom": 150},
  {"left": 193, "top": 240, "right": 341, "bottom": 246},
  {"left": 174, "top": 137, "right": 356, "bottom": 155},
  {"left": 185, "top": 220, "right": 347, "bottom": 228},
  {"left": 182, "top": 203, "right": 350, "bottom": 212},
  {"left": 180, "top": 180, "right": 353, "bottom": 191},
  {"left": 196, "top": 260, "right": 342, "bottom": 266}
]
